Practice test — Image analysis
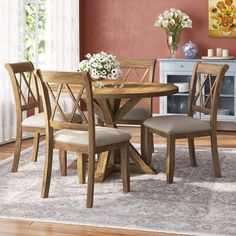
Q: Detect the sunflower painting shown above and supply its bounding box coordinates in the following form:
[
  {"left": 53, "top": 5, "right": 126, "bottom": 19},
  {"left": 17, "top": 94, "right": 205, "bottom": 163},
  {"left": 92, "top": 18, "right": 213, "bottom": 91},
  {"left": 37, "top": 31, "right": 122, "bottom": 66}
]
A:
[{"left": 209, "top": 0, "right": 236, "bottom": 37}]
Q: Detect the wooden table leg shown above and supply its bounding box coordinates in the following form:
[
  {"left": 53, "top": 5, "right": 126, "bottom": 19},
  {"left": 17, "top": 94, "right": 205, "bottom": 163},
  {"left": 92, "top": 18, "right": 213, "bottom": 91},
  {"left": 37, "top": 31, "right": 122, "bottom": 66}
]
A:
[
  {"left": 128, "top": 143, "right": 156, "bottom": 174},
  {"left": 95, "top": 151, "right": 115, "bottom": 182},
  {"left": 69, "top": 143, "right": 156, "bottom": 182},
  {"left": 69, "top": 151, "right": 116, "bottom": 183},
  {"left": 94, "top": 143, "right": 156, "bottom": 182}
]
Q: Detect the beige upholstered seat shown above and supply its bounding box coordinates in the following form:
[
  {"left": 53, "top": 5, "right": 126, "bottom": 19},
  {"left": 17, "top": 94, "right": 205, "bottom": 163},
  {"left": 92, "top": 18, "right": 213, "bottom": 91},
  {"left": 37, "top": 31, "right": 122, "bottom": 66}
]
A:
[
  {"left": 144, "top": 115, "right": 211, "bottom": 134},
  {"left": 54, "top": 127, "right": 131, "bottom": 147},
  {"left": 22, "top": 112, "right": 82, "bottom": 128},
  {"left": 35, "top": 69, "right": 131, "bottom": 208},
  {"left": 21, "top": 112, "right": 45, "bottom": 129},
  {"left": 122, "top": 107, "right": 151, "bottom": 121},
  {"left": 143, "top": 62, "right": 229, "bottom": 184},
  {"left": 117, "top": 59, "right": 156, "bottom": 155}
]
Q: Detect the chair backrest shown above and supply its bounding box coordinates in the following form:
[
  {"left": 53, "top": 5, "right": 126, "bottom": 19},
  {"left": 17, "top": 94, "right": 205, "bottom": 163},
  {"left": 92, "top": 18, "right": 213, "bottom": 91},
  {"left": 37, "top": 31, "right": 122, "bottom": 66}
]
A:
[
  {"left": 34, "top": 70, "right": 95, "bottom": 148},
  {"left": 188, "top": 62, "right": 229, "bottom": 128},
  {"left": 118, "top": 59, "right": 156, "bottom": 113},
  {"left": 118, "top": 59, "right": 156, "bottom": 83},
  {"left": 5, "top": 61, "right": 40, "bottom": 122}
]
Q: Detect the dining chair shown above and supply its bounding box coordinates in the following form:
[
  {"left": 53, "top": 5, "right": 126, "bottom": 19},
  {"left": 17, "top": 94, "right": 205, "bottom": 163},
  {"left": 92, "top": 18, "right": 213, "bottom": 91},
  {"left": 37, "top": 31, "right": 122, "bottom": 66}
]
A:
[
  {"left": 5, "top": 61, "right": 45, "bottom": 172},
  {"left": 35, "top": 69, "right": 131, "bottom": 208},
  {"left": 117, "top": 59, "right": 156, "bottom": 156},
  {"left": 143, "top": 62, "right": 229, "bottom": 183},
  {"left": 5, "top": 62, "right": 81, "bottom": 175}
]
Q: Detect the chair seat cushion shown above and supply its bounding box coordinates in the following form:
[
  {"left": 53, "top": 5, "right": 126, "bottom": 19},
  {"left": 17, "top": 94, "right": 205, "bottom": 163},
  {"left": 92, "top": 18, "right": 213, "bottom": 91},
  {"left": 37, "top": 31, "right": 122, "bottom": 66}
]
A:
[
  {"left": 54, "top": 126, "right": 131, "bottom": 147},
  {"left": 143, "top": 115, "right": 211, "bottom": 135},
  {"left": 22, "top": 112, "right": 46, "bottom": 128},
  {"left": 121, "top": 107, "right": 151, "bottom": 121},
  {"left": 22, "top": 112, "right": 82, "bottom": 129}
]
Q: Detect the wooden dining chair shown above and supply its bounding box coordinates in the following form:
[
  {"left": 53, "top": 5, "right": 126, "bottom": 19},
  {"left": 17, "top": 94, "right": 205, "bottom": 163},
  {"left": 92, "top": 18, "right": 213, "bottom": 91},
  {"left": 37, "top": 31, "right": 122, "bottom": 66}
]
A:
[
  {"left": 5, "top": 62, "right": 45, "bottom": 172},
  {"left": 143, "top": 62, "right": 229, "bottom": 183},
  {"left": 117, "top": 59, "right": 156, "bottom": 156},
  {"left": 35, "top": 69, "right": 131, "bottom": 208},
  {"left": 5, "top": 62, "right": 81, "bottom": 175}
]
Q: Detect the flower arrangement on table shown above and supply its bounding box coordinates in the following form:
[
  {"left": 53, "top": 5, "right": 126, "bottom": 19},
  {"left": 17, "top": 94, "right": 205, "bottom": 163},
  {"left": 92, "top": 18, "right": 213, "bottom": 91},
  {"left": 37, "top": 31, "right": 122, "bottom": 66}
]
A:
[
  {"left": 209, "top": 0, "right": 236, "bottom": 36},
  {"left": 154, "top": 8, "right": 192, "bottom": 58},
  {"left": 78, "top": 51, "right": 122, "bottom": 80}
]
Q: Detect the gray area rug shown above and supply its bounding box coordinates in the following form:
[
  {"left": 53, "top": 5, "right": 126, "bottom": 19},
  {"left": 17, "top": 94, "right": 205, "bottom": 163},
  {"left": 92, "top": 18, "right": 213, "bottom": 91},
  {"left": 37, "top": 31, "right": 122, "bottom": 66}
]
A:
[{"left": 0, "top": 143, "right": 236, "bottom": 236}]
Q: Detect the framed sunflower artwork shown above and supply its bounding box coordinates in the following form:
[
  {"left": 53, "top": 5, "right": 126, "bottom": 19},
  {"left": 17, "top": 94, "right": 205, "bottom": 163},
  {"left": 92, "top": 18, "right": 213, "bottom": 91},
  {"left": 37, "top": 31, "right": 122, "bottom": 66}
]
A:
[{"left": 209, "top": 0, "right": 236, "bottom": 37}]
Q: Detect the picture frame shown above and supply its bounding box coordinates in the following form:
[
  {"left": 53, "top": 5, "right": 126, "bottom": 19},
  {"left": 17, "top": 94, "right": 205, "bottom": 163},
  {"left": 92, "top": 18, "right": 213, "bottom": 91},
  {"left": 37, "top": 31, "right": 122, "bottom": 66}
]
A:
[{"left": 209, "top": 0, "right": 236, "bottom": 37}]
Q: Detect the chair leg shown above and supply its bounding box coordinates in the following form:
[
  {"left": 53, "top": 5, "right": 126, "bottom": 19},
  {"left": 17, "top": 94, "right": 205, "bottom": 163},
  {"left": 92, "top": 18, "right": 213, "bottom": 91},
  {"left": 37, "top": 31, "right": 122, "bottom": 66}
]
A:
[
  {"left": 211, "top": 132, "right": 222, "bottom": 178},
  {"left": 32, "top": 132, "right": 40, "bottom": 162},
  {"left": 41, "top": 139, "right": 53, "bottom": 198},
  {"left": 141, "top": 124, "right": 154, "bottom": 160},
  {"left": 143, "top": 127, "right": 153, "bottom": 165},
  {"left": 12, "top": 128, "right": 22, "bottom": 172},
  {"left": 86, "top": 153, "right": 95, "bottom": 208},
  {"left": 77, "top": 153, "right": 87, "bottom": 184},
  {"left": 188, "top": 137, "right": 197, "bottom": 167},
  {"left": 120, "top": 143, "right": 130, "bottom": 192},
  {"left": 166, "top": 136, "right": 175, "bottom": 184},
  {"left": 59, "top": 150, "right": 67, "bottom": 176}
]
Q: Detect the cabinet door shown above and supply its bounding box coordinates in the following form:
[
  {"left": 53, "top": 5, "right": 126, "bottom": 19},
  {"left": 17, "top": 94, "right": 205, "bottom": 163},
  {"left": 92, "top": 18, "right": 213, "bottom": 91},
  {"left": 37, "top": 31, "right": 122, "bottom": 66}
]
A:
[
  {"left": 201, "top": 73, "right": 235, "bottom": 121},
  {"left": 160, "top": 71, "right": 195, "bottom": 116}
]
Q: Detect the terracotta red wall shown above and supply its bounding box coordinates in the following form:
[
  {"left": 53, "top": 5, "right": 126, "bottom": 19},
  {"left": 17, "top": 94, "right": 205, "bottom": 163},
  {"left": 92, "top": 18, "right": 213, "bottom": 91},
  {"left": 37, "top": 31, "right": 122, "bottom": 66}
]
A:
[{"left": 80, "top": 0, "right": 236, "bottom": 112}]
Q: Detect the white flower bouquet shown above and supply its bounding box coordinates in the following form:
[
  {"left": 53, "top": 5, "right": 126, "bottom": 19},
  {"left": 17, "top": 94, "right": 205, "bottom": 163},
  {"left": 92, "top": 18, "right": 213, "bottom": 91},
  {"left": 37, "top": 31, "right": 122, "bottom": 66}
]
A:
[
  {"left": 154, "top": 8, "right": 192, "bottom": 33},
  {"left": 78, "top": 51, "right": 122, "bottom": 80}
]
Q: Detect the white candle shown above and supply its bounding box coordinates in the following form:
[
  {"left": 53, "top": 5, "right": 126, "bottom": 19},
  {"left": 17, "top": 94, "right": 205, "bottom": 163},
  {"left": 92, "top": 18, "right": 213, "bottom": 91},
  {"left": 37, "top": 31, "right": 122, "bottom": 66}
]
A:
[
  {"left": 222, "top": 49, "right": 229, "bottom": 57},
  {"left": 207, "top": 49, "right": 214, "bottom": 57},
  {"left": 216, "top": 48, "right": 222, "bottom": 57}
]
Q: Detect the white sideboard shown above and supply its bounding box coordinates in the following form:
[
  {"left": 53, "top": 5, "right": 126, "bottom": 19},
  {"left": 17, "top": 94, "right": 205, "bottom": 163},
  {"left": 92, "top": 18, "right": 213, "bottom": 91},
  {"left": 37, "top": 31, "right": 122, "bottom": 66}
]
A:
[{"left": 158, "top": 58, "right": 236, "bottom": 131}]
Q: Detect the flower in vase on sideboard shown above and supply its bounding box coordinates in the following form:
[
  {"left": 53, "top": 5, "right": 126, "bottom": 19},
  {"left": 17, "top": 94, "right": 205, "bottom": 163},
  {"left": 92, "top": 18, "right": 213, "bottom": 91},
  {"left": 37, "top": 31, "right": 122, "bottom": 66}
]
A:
[
  {"left": 78, "top": 51, "right": 122, "bottom": 80},
  {"left": 154, "top": 8, "right": 192, "bottom": 58}
]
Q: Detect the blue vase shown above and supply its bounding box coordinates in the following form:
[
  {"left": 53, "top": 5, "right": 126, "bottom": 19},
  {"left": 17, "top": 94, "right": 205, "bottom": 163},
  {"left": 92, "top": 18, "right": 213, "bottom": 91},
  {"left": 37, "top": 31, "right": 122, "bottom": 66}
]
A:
[{"left": 182, "top": 41, "right": 198, "bottom": 59}]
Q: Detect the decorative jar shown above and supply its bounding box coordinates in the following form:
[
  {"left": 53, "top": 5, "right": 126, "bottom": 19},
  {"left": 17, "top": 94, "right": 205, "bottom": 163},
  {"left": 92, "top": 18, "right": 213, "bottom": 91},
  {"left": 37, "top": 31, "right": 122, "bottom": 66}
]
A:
[{"left": 182, "top": 41, "right": 198, "bottom": 59}]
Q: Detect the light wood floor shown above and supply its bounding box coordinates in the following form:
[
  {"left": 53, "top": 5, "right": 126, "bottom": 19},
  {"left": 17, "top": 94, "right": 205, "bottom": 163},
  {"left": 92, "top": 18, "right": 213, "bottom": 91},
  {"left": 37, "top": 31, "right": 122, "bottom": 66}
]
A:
[{"left": 0, "top": 127, "right": 236, "bottom": 236}]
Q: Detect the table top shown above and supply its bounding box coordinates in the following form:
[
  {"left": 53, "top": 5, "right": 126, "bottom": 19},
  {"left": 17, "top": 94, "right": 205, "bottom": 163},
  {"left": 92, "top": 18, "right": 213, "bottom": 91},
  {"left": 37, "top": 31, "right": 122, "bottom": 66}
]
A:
[
  {"left": 92, "top": 81, "right": 178, "bottom": 99},
  {"left": 50, "top": 81, "right": 178, "bottom": 100}
]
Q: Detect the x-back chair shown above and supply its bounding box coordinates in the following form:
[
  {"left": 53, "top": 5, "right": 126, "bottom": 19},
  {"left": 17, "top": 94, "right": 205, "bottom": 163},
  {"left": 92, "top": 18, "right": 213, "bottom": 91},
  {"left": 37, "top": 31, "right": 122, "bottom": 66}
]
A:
[
  {"left": 5, "top": 62, "right": 81, "bottom": 175},
  {"left": 5, "top": 62, "right": 44, "bottom": 172},
  {"left": 117, "top": 59, "right": 156, "bottom": 155},
  {"left": 143, "top": 62, "right": 229, "bottom": 183},
  {"left": 35, "top": 69, "right": 131, "bottom": 208}
]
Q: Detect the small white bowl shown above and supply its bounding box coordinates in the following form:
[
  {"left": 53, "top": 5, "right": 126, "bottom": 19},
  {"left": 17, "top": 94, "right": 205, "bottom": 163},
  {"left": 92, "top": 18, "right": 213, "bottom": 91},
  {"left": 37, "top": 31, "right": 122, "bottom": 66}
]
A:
[{"left": 174, "top": 83, "right": 189, "bottom": 93}]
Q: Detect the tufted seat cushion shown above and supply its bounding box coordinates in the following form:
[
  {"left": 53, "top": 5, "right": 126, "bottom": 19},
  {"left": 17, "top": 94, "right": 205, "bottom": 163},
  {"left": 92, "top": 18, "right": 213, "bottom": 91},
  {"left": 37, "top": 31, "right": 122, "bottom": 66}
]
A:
[
  {"left": 54, "top": 126, "right": 132, "bottom": 147},
  {"left": 22, "top": 112, "right": 82, "bottom": 129},
  {"left": 121, "top": 107, "right": 151, "bottom": 121},
  {"left": 143, "top": 115, "right": 211, "bottom": 135}
]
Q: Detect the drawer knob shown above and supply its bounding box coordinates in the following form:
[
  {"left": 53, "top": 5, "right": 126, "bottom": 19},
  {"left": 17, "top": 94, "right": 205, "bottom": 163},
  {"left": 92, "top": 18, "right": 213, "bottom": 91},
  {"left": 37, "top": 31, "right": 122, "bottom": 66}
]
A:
[{"left": 180, "top": 65, "right": 184, "bottom": 68}]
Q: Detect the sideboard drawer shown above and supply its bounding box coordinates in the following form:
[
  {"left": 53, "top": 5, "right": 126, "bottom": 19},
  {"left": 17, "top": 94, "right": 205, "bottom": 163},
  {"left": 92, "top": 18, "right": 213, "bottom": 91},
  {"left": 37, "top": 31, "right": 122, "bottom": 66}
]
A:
[{"left": 163, "top": 61, "right": 195, "bottom": 71}]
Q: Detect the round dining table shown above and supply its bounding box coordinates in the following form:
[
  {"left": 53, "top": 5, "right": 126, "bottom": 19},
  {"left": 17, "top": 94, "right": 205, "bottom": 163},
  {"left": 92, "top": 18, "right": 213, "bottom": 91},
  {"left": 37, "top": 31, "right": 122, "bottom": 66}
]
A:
[{"left": 89, "top": 81, "right": 178, "bottom": 182}]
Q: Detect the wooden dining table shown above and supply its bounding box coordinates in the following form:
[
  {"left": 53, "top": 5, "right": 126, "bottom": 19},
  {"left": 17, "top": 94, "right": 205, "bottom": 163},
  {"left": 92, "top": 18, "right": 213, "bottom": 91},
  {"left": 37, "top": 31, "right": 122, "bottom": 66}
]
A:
[{"left": 89, "top": 81, "right": 178, "bottom": 182}]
